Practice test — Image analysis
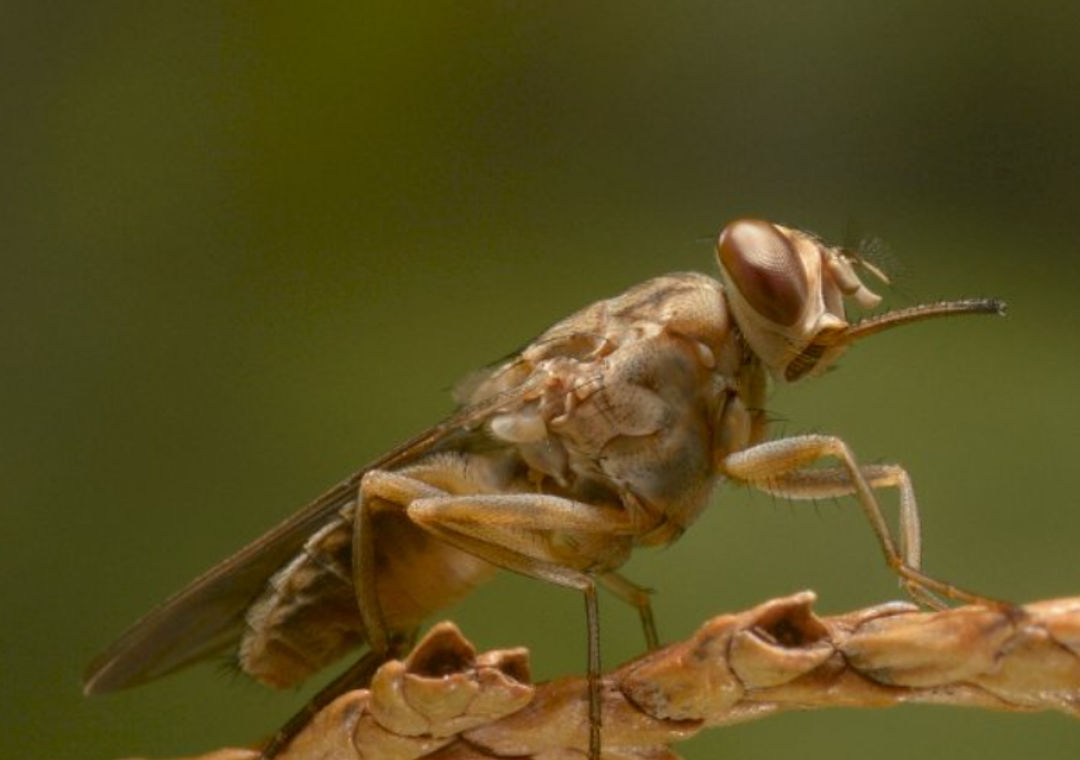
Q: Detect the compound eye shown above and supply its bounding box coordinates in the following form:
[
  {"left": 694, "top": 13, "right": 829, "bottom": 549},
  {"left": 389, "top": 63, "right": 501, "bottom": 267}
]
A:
[{"left": 717, "top": 219, "right": 808, "bottom": 327}]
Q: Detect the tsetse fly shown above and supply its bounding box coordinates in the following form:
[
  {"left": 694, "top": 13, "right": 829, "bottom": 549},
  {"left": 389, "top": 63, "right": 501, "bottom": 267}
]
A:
[{"left": 85, "top": 219, "right": 1005, "bottom": 759}]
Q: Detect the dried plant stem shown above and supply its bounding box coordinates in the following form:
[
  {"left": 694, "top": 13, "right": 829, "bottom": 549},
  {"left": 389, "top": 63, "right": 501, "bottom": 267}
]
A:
[{"left": 138, "top": 591, "right": 1080, "bottom": 760}]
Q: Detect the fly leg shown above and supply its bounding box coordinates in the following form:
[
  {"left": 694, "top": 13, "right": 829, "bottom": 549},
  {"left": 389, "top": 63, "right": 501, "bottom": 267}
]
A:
[
  {"left": 371, "top": 477, "right": 635, "bottom": 760},
  {"left": 260, "top": 630, "right": 414, "bottom": 758},
  {"left": 721, "top": 434, "right": 1009, "bottom": 610},
  {"left": 749, "top": 463, "right": 942, "bottom": 607},
  {"left": 350, "top": 474, "right": 442, "bottom": 663},
  {"left": 260, "top": 472, "right": 432, "bottom": 759},
  {"left": 599, "top": 571, "right": 659, "bottom": 649}
]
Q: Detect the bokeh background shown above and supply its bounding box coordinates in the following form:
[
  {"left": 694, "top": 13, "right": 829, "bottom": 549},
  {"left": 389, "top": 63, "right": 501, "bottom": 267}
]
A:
[{"left": 4, "top": 2, "right": 1080, "bottom": 758}]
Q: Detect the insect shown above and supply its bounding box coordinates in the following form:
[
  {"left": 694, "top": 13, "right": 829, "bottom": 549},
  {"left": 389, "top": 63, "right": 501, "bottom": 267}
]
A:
[{"left": 85, "top": 219, "right": 1005, "bottom": 760}]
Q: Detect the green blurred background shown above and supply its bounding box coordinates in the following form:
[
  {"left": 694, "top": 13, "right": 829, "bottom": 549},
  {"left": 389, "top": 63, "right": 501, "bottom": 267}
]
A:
[{"left": 4, "top": 2, "right": 1079, "bottom": 758}]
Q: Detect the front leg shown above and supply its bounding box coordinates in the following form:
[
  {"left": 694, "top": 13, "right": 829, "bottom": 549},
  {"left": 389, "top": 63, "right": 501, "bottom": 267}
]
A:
[
  {"left": 721, "top": 434, "right": 1002, "bottom": 608},
  {"left": 752, "top": 464, "right": 920, "bottom": 566}
]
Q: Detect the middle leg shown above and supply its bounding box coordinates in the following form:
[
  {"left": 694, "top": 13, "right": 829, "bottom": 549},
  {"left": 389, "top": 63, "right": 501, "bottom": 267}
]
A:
[{"left": 403, "top": 489, "right": 637, "bottom": 760}]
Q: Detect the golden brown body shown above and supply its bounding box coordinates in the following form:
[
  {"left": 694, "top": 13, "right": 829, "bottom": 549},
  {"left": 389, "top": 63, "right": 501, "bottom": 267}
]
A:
[
  {"left": 239, "top": 272, "right": 769, "bottom": 687},
  {"left": 85, "top": 220, "right": 1004, "bottom": 760}
]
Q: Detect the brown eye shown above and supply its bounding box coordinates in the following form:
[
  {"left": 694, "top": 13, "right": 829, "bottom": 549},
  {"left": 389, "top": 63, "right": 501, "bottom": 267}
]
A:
[{"left": 716, "top": 219, "right": 808, "bottom": 327}]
